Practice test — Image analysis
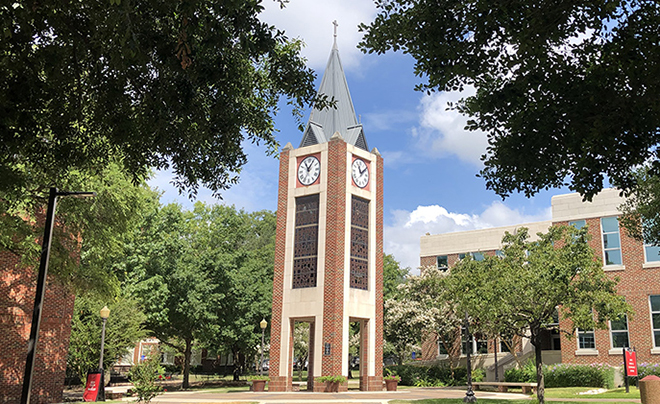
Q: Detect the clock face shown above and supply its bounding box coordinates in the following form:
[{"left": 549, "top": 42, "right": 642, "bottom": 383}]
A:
[
  {"left": 298, "top": 155, "right": 320, "bottom": 186},
  {"left": 351, "top": 158, "right": 369, "bottom": 188}
]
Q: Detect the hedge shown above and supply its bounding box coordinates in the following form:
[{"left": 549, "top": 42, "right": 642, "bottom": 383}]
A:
[
  {"left": 387, "top": 364, "right": 485, "bottom": 387},
  {"left": 505, "top": 360, "right": 615, "bottom": 389},
  {"left": 635, "top": 362, "right": 660, "bottom": 379}
]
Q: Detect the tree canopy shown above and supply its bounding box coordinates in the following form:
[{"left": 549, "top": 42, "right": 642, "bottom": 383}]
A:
[
  {"left": 449, "top": 226, "right": 632, "bottom": 403},
  {"left": 124, "top": 202, "right": 275, "bottom": 387},
  {"left": 1, "top": 0, "right": 321, "bottom": 200},
  {"left": 359, "top": 1, "right": 660, "bottom": 200}
]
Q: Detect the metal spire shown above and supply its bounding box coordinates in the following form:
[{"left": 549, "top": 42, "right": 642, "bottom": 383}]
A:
[{"left": 299, "top": 21, "right": 368, "bottom": 151}]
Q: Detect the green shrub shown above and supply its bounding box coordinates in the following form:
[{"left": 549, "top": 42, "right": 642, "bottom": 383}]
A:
[
  {"left": 316, "top": 375, "right": 347, "bottom": 384},
  {"left": 504, "top": 359, "right": 536, "bottom": 383},
  {"left": 387, "top": 364, "right": 478, "bottom": 386},
  {"left": 505, "top": 359, "right": 614, "bottom": 389},
  {"left": 637, "top": 363, "right": 660, "bottom": 379},
  {"left": 128, "top": 353, "right": 164, "bottom": 403},
  {"left": 544, "top": 363, "right": 614, "bottom": 389}
]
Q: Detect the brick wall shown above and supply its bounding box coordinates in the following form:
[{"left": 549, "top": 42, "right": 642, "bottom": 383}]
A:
[
  {"left": 321, "top": 137, "right": 347, "bottom": 377},
  {"left": 557, "top": 217, "right": 660, "bottom": 366},
  {"left": 268, "top": 147, "right": 289, "bottom": 391},
  {"left": 0, "top": 250, "right": 75, "bottom": 404}
]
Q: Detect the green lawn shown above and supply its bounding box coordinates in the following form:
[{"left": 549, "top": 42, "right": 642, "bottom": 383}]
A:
[
  {"left": 544, "top": 386, "right": 640, "bottom": 399},
  {"left": 390, "top": 399, "right": 636, "bottom": 404}
]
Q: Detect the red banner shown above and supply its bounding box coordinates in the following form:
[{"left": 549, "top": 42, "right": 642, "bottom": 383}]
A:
[
  {"left": 624, "top": 349, "right": 638, "bottom": 377},
  {"left": 83, "top": 371, "right": 102, "bottom": 402}
]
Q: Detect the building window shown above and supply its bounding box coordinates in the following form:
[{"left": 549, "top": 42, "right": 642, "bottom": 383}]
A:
[
  {"left": 461, "top": 330, "right": 487, "bottom": 355},
  {"left": 495, "top": 250, "right": 505, "bottom": 258},
  {"left": 645, "top": 243, "right": 660, "bottom": 263},
  {"left": 350, "top": 196, "right": 369, "bottom": 290},
  {"left": 293, "top": 194, "right": 319, "bottom": 288},
  {"left": 459, "top": 252, "right": 484, "bottom": 261},
  {"left": 610, "top": 315, "right": 630, "bottom": 349},
  {"left": 437, "top": 255, "right": 448, "bottom": 271},
  {"left": 438, "top": 337, "right": 449, "bottom": 355},
  {"left": 569, "top": 219, "right": 586, "bottom": 229},
  {"left": 475, "top": 333, "right": 488, "bottom": 354},
  {"left": 578, "top": 329, "right": 596, "bottom": 349},
  {"left": 601, "top": 216, "right": 622, "bottom": 266},
  {"left": 651, "top": 295, "right": 660, "bottom": 348}
]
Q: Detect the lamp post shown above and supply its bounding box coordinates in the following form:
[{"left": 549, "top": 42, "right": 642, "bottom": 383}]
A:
[
  {"left": 260, "top": 318, "right": 268, "bottom": 376},
  {"left": 464, "top": 311, "right": 477, "bottom": 403},
  {"left": 98, "top": 306, "right": 110, "bottom": 401},
  {"left": 21, "top": 188, "right": 95, "bottom": 404}
]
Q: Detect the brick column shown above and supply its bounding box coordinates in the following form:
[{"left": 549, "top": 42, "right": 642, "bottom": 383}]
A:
[
  {"left": 0, "top": 251, "right": 75, "bottom": 404},
  {"left": 322, "top": 137, "right": 347, "bottom": 379},
  {"left": 268, "top": 147, "right": 290, "bottom": 391}
]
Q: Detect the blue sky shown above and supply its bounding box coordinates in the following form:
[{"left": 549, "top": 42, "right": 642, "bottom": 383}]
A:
[{"left": 149, "top": 0, "right": 565, "bottom": 272}]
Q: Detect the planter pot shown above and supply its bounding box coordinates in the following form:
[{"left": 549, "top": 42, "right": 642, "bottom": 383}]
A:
[
  {"left": 325, "top": 381, "right": 340, "bottom": 392},
  {"left": 251, "top": 380, "right": 267, "bottom": 392},
  {"left": 385, "top": 379, "right": 398, "bottom": 391}
]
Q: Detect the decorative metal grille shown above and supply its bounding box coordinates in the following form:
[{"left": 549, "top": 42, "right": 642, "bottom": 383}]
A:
[
  {"left": 351, "top": 197, "right": 369, "bottom": 228},
  {"left": 350, "top": 196, "right": 369, "bottom": 290},
  {"left": 296, "top": 195, "right": 320, "bottom": 226},
  {"left": 293, "top": 257, "right": 317, "bottom": 289},
  {"left": 350, "top": 258, "right": 368, "bottom": 290},
  {"left": 294, "top": 226, "right": 318, "bottom": 257},
  {"left": 293, "top": 194, "right": 319, "bottom": 288},
  {"left": 350, "top": 228, "right": 368, "bottom": 260}
]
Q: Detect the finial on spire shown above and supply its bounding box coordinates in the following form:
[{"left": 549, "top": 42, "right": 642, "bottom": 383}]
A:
[{"left": 332, "top": 20, "right": 338, "bottom": 49}]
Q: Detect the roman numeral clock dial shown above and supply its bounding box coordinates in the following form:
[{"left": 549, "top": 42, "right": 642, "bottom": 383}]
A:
[
  {"left": 298, "top": 155, "right": 320, "bottom": 186},
  {"left": 351, "top": 158, "right": 369, "bottom": 188}
]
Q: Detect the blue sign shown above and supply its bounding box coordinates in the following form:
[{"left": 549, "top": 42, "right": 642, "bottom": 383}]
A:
[{"left": 412, "top": 351, "right": 416, "bottom": 359}]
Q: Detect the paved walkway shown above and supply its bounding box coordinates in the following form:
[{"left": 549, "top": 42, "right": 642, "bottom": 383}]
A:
[{"left": 106, "top": 387, "right": 641, "bottom": 404}]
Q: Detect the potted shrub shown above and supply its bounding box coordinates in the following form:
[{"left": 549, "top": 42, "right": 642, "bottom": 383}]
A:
[
  {"left": 249, "top": 376, "right": 269, "bottom": 392},
  {"left": 384, "top": 375, "right": 400, "bottom": 391},
  {"left": 316, "top": 375, "right": 347, "bottom": 392}
]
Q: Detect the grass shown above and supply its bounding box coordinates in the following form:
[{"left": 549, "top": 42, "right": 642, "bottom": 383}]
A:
[
  {"left": 390, "top": 399, "right": 637, "bottom": 404},
  {"left": 544, "top": 386, "right": 640, "bottom": 399}
]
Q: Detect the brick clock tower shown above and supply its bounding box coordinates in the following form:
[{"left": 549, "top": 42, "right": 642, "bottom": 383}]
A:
[{"left": 268, "top": 33, "right": 384, "bottom": 392}]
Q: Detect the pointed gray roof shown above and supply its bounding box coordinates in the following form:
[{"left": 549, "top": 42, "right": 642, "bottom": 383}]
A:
[{"left": 300, "top": 38, "right": 368, "bottom": 151}]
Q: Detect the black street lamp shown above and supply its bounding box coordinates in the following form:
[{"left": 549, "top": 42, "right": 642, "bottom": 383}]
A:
[
  {"left": 464, "top": 311, "right": 477, "bottom": 403},
  {"left": 20, "top": 188, "right": 95, "bottom": 404},
  {"left": 260, "top": 319, "right": 268, "bottom": 377}
]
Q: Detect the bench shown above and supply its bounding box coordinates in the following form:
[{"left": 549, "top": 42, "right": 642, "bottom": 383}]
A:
[{"left": 472, "top": 381, "right": 538, "bottom": 394}]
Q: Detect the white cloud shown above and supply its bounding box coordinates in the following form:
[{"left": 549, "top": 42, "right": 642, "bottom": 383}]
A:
[
  {"left": 384, "top": 201, "right": 551, "bottom": 273},
  {"left": 412, "top": 88, "right": 489, "bottom": 167},
  {"left": 259, "top": 0, "right": 377, "bottom": 70}
]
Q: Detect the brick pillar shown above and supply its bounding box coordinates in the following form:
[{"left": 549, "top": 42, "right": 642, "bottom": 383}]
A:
[
  {"left": 366, "top": 152, "right": 385, "bottom": 391},
  {"left": 321, "top": 137, "right": 347, "bottom": 379},
  {"left": 0, "top": 251, "right": 75, "bottom": 404},
  {"left": 268, "top": 147, "right": 290, "bottom": 391}
]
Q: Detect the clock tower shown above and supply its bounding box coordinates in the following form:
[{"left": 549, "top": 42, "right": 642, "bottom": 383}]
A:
[{"left": 268, "top": 31, "right": 384, "bottom": 392}]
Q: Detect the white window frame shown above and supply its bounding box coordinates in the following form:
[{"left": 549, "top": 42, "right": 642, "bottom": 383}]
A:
[
  {"left": 601, "top": 216, "right": 624, "bottom": 269},
  {"left": 608, "top": 315, "right": 630, "bottom": 354},
  {"left": 650, "top": 295, "right": 660, "bottom": 354},
  {"left": 644, "top": 242, "right": 660, "bottom": 267},
  {"left": 437, "top": 255, "right": 448, "bottom": 271},
  {"left": 569, "top": 219, "right": 586, "bottom": 229},
  {"left": 576, "top": 328, "right": 598, "bottom": 355}
]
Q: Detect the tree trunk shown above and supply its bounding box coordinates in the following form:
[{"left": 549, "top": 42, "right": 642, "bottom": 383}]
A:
[
  {"left": 183, "top": 338, "right": 192, "bottom": 389},
  {"left": 232, "top": 350, "right": 243, "bottom": 381},
  {"left": 347, "top": 354, "right": 353, "bottom": 379},
  {"left": 533, "top": 336, "right": 544, "bottom": 404}
]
